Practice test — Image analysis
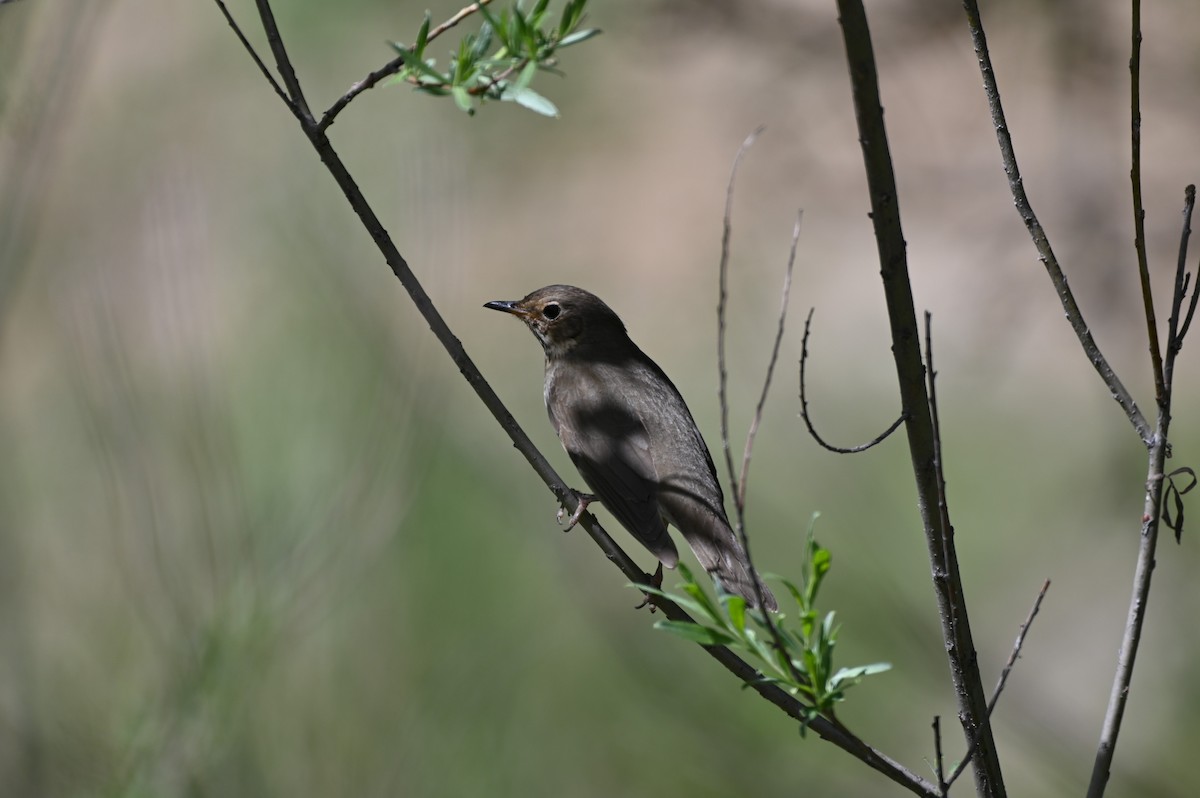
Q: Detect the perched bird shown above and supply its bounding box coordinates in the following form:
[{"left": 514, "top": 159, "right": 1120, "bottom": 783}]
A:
[{"left": 485, "top": 285, "right": 778, "bottom": 611}]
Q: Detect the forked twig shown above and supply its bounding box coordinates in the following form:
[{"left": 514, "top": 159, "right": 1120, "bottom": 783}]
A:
[
  {"left": 798, "top": 309, "right": 905, "bottom": 454},
  {"left": 946, "top": 579, "right": 1052, "bottom": 789},
  {"left": 714, "top": 127, "right": 804, "bottom": 682}
]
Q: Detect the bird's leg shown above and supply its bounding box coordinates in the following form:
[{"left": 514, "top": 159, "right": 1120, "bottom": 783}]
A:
[
  {"left": 634, "top": 562, "right": 665, "bottom": 612},
  {"left": 557, "top": 490, "right": 598, "bottom": 531}
]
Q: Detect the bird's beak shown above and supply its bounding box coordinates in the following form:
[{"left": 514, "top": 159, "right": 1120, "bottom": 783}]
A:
[{"left": 484, "top": 299, "right": 531, "bottom": 318}]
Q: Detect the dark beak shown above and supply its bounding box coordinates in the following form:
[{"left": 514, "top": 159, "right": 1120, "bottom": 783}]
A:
[{"left": 484, "top": 299, "right": 529, "bottom": 317}]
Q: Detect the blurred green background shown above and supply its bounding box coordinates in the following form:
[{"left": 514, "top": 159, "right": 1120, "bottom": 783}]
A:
[{"left": 3, "top": 1, "right": 1200, "bottom": 796}]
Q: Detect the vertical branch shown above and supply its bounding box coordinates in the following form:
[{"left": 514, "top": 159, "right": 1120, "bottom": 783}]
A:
[
  {"left": 717, "top": 127, "right": 765, "bottom": 507},
  {"left": 1088, "top": 187, "right": 1195, "bottom": 798},
  {"left": 835, "top": 2, "right": 1006, "bottom": 795},
  {"left": 1128, "top": 0, "right": 1166, "bottom": 401}
]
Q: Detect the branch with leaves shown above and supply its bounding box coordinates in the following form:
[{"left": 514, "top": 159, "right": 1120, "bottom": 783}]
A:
[
  {"left": 209, "top": 1, "right": 939, "bottom": 795},
  {"left": 391, "top": 0, "right": 599, "bottom": 117}
]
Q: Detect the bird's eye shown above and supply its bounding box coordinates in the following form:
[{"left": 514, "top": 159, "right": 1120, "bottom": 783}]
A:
[{"left": 542, "top": 303, "right": 561, "bottom": 320}]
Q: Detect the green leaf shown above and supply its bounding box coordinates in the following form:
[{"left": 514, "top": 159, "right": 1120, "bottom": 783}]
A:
[
  {"left": 451, "top": 86, "right": 474, "bottom": 114},
  {"left": 478, "top": 3, "right": 508, "bottom": 43},
  {"left": 559, "top": 0, "right": 586, "bottom": 38},
  {"left": 414, "top": 13, "right": 431, "bottom": 58},
  {"left": 654, "top": 620, "right": 737, "bottom": 647},
  {"left": 724, "top": 594, "right": 747, "bottom": 633},
  {"left": 508, "top": 86, "right": 558, "bottom": 116},
  {"left": 514, "top": 59, "right": 538, "bottom": 94},
  {"left": 529, "top": 0, "right": 551, "bottom": 26},
  {"left": 558, "top": 28, "right": 601, "bottom": 48},
  {"left": 830, "top": 662, "right": 892, "bottom": 687}
]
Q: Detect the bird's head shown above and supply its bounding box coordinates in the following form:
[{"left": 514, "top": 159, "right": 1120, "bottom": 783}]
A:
[{"left": 484, "top": 284, "right": 628, "bottom": 360}]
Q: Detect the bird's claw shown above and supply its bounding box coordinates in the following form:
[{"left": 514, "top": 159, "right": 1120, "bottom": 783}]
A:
[
  {"left": 557, "top": 491, "right": 597, "bottom": 531},
  {"left": 634, "top": 562, "right": 665, "bottom": 612}
]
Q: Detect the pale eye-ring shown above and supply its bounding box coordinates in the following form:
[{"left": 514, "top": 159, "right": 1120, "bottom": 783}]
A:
[{"left": 542, "top": 303, "right": 561, "bottom": 320}]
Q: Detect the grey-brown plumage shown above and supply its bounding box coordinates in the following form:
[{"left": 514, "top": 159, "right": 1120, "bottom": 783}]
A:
[{"left": 485, "top": 285, "right": 778, "bottom": 611}]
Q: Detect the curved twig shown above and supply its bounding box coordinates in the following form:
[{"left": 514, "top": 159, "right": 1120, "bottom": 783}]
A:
[
  {"left": 798, "top": 309, "right": 905, "bottom": 454},
  {"left": 960, "top": 0, "right": 1152, "bottom": 446}
]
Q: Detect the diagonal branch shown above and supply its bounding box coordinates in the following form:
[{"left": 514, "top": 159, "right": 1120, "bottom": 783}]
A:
[
  {"left": 959, "top": 0, "right": 1152, "bottom": 446},
  {"left": 946, "top": 579, "right": 1051, "bottom": 790},
  {"left": 253, "top": 0, "right": 313, "bottom": 122}
]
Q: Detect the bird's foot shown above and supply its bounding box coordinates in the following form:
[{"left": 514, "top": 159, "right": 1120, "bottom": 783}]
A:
[
  {"left": 557, "top": 490, "right": 598, "bottom": 531},
  {"left": 634, "top": 562, "right": 665, "bottom": 612}
]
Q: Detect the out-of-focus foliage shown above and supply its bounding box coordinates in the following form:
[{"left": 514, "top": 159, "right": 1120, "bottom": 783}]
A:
[
  {"left": 1, "top": 1, "right": 1199, "bottom": 796},
  {"left": 390, "top": 0, "right": 601, "bottom": 117}
]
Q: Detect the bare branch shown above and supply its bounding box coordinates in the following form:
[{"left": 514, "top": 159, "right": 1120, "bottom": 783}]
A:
[
  {"left": 253, "top": 0, "right": 313, "bottom": 123},
  {"left": 960, "top": 0, "right": 1153, "bottom": 446},
  {"left": 737, "top": 210, "right": 800, "bottom": 509},
  {"left": 213, "top": 0, "right": 294, "bottom": 114},
  {"left": 717, "top": 126, "right": 765, "bottom": 509},
  {"left": 1165, "top": 185, "right": 1197, "bottom": 383},
  {"left": 1128, "top": 0, "right": 1166, "bottom": 401},
  {"left": 947, "top": 579, "right": 1052, "bottom": 789},
  {"left": 798, "top": 309, "right": 905, "bottom": 454},
  {"left": 836, "top": 2, "right": 1005, "bottom": 792},
  {"left": 713, "top": 128, "right": 806, "bottom": 682},
  {"left": 932, "top": 717, "right": 948, "bottom": 797}
]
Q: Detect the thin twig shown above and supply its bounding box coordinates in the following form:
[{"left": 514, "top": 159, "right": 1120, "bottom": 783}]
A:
[
  {"left": 1165, "top": 186, "right": 1197, "bottom": 378},
  {"left": 717, "top": 126, "right": 765, "bottom": 509},
  {"left": 960, "top": 0, "right": 1152, "bottom": 446},
  {"left": 924, "top": 312, "right": 958, "bottom": 634},
  {"left": 946, "top": 579, "right": 1051, "bottom": 789},
  {"left": 932, "top": 717, "right": 948, "bottom": 797},
  {"left": 320, "top": 0, "right": 496, "bottom": 130},
  {"left": 798, "top": 309, "right": 905, "bottom": 454},
  {"left": 737, "top": 210, "right": 800, "bottom": 509},
  {"left": 1128, "top": 0, "right": 1166, "bottom": 402},
  {"left": 213, "top": 0, "right": 294, "bottom": 114},
  {"left": 713, "top": 128, "right": 803, "bottom": 680},
  {"left": 254, "top": 0, "right": 313, "bottom": 122}
]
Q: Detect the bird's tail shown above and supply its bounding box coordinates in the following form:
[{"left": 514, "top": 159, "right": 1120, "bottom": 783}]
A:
[{"left": 711, "top": 550, "right": 779, "bottom": 612}]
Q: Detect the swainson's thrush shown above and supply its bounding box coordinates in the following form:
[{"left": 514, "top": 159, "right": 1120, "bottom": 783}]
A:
[{"left": 485, "top": 285, "right": 778, "bottom": 611}]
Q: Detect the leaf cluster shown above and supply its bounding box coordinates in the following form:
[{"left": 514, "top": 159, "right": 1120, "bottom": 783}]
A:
[
  {"left": 646, "top": 516, "right": 890, "bottom": 734},
  {"left": 389, "top": 0, "right": 600, "bottom": 118}
]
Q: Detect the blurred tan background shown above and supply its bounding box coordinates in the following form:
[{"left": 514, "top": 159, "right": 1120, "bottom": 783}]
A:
[{"left": 2, "top": 1, "right": 1200, "bottom": 795}]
